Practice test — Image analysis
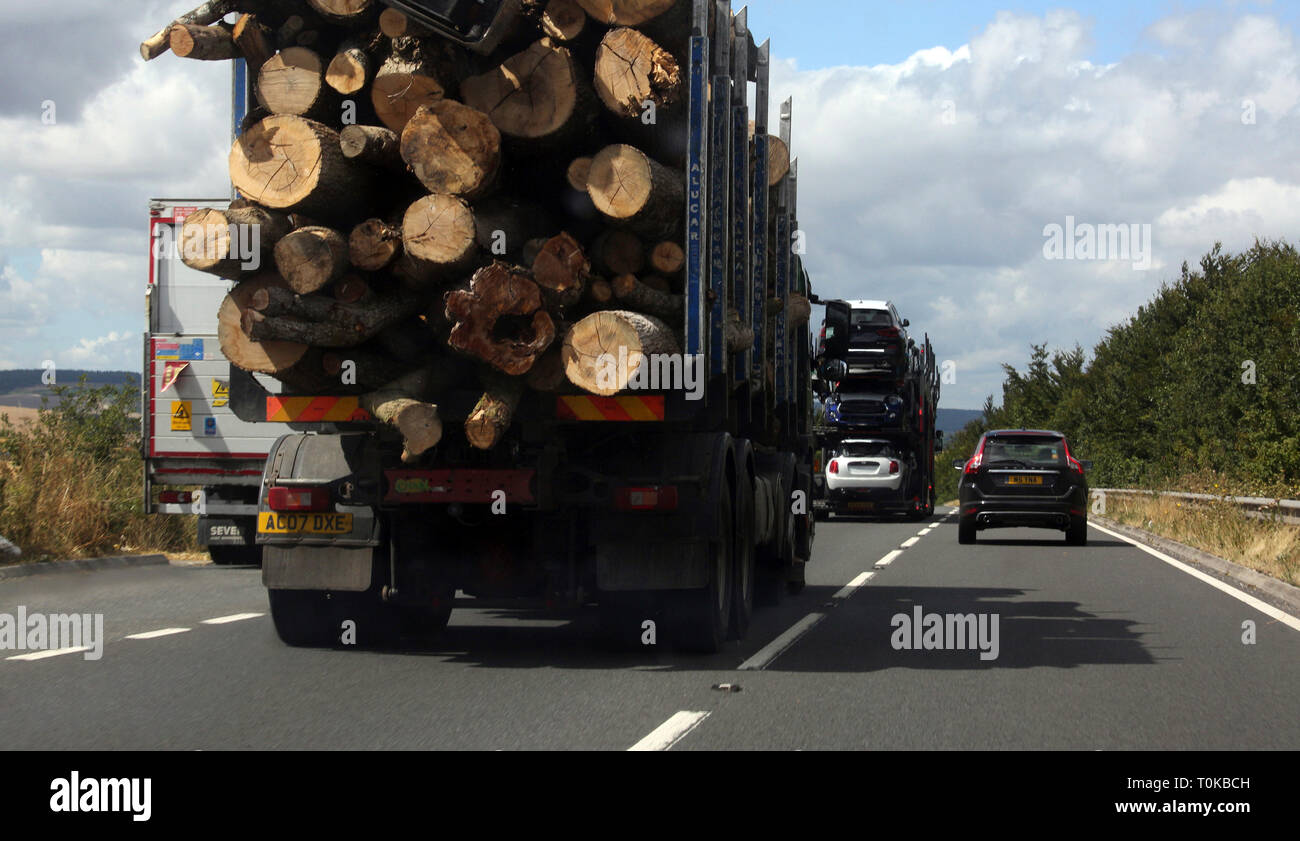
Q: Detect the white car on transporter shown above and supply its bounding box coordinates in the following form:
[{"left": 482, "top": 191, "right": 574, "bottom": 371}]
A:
[{"left": 824, "top": 438, "right": 912, "bottom": 515}]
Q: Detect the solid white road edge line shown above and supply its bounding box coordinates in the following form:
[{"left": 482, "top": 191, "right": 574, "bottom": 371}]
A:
[
  {"left": 833, "top": 571, "right": 876, "bottom": 600},
  {"left": 737, "top": 613, "right": 827, "bottom": 671},
  {"left": 875, "top": 549, "right": 903, "bottom": 568},
  {"left": 6, "top": 646, "right": 89, "bottom": 661},
  {"left": 201, "top": 613, "right": 265, "bottom": 625},
  {"left": 1089, "top": 522, "right": 1300, "bottom": 632},
  {"left": 126, "top": 628, "right": 191, "bottom": 640},
  {"left": 629, "top": 711, "right": 712, "bottom": 751}
]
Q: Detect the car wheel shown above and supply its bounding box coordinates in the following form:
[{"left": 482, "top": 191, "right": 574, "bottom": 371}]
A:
[
  {"left": 958, "top": 519, "right": 976, "bottom": 544},
  {"left": 1066, "top": 517, "right": 1088, "bottom": 546}
]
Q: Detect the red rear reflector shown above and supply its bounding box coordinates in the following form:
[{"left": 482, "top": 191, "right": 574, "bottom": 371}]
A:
[
  {"left": 159, "top": 491, "right": 192, "bottom": 504},
  {"left": 268, "top": 486, "right": 330, "bottom": 512},
  {"left": 614, "top": 486, "right": 679, "bottom": 511},
  {"left": 963, "top": 506, "right": 978, "bottom": 515}
]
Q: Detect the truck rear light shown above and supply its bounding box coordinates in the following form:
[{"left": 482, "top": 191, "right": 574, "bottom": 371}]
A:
[
  {"left": 614, "top": 486, "right": 679, "bottom": 511},
  {"left": 829, "top": 460, "right": 839, "bottom": 474},
  {"left": 268, "top": 486, "right": 331, "bottom": 512},
  {"left": 159, "top": 491, "right": 192, "bottom": 504},
  {"left": 889, "top": 461, "right": 899, "bottom": 474}
]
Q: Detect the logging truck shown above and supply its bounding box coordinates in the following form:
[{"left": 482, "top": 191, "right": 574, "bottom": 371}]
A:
[{"left": 141, "top": 0, "right": 816, "bottom": 652}]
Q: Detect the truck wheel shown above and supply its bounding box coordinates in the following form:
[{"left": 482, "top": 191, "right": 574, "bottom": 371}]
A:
[
  {"left": 670, "top": 489, "right": 733, "bottom": 653},
  {"left": 757, "top": 509, "right": 795, "bottom": 606},
  {"left": 209, "top": 545, "right": 262, "bottom": 566},
  {"left": 787, "top": 561, "right": 806, "bottom": 595},
  {"left": 268, "top": 590, "right": 340, "bottom": 647},
  {"left": 729, "top": 472, "right": 756, "bottom": 641},
  {"left": 958, "top": 520, "right": 976, "bottom": 545}
]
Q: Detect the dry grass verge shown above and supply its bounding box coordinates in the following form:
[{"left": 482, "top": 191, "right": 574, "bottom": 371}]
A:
[{"left": 1101, "top": 493, "right": 1300, "bottom": 587}]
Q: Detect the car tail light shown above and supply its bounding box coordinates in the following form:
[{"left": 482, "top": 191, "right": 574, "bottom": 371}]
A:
[
  {"left": 876, "top": 327, "right": 900, "bottom": 338},
  {"left": 614, "top": 486, "right": 679, "bottom": 511},
  {"left": 1063, "top": 442, "right": 1085, "bottom": 474},
  {"left": 889, "top": 460, "right": 899, "bottom": 474},
  {"left": 964, "top": 439, "right": 987, "bottom": 474},
  {"left": 829, "top": 460, "right": 839, "bottom": 474},
  {"left": 159, "top": 491, "right": 192, "bottom": 504},
  {"left": 268, "top": 486, "right": 331, "bottom": 512}
]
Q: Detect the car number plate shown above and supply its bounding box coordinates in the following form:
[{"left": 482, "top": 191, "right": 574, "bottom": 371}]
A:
[
  {"left": 847, "top": 501, "right": 875, "bottom": 511},
  {"left": 1006, "top": 475, "right": 1043, "bottom": 486},
  {"left": 258, "top": 512, "right": 353, "bottom": 535}
]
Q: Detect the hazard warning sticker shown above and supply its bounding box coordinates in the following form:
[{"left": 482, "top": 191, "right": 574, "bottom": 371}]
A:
[
  {"left": 171, "top": 401, "right": 192, "bottom": 432},
  {"left": 211, "top": 379, "right": 229, "bottom": 408}
]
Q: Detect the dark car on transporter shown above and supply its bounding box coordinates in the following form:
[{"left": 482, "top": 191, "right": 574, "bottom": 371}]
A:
[{"left": 953, "top": 430, "right": 1092, "bottom": 546}]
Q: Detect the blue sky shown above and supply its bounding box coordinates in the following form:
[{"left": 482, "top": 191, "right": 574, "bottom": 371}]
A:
[{"left": 749, "top": 0, "right": 1298, "bottom": 68}]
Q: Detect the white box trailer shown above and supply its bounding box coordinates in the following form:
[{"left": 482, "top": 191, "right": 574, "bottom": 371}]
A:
[{"left": 143, "top": 198, "right": 286, "bottom": 564}]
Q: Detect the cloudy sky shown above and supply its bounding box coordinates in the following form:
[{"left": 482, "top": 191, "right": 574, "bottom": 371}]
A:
[{"left": 0, "top": 1, "right": 1297, "bottom": 408}]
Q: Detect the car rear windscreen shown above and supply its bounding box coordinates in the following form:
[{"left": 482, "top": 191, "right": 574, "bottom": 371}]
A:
[
  {"left": 982, "top": 436, "right": 1066, "bottom": 467},
  {"left": 851, "top": 310, "right": 891, "bottom": 329},
  {"left": 840, "top": 442, "right": 893, "bottom": 457}
]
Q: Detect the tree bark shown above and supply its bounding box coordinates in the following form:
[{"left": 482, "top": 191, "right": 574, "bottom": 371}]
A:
[
  {"left": 400, "top": 100, "right": 501, "bottom": 199},
  {"left": 242, "top": 285, "right": 423, "bottom": 347},
  {"left": 562, "top": 309, "right": 680, "bottom": 395},
  {"left": 348, "top": 218, "right": 402, "bottom": 271},
  {"left": 594, "top": 28, "right": 681, "bottom": 119},
  {"left": 465, "top": 373, "right": 526, "bottom": 450},
  {"left": 169, "top": 23, "right": 237, "bottom": 61},
  {"left": 321, "top": 348, "right": 408, "bottom": 391},
  {"left": 726, "top": 307, "right": 754, "bottom": 353},
  {"left": 612, "top": 273, "right": 682, "bottom": 322},
  {"left": 787, "top": 293, "right": 811, "bottom": 326},
  {"left": 230, "top": 115, "right": 376, "bottom": 222},
  {"left": 461, "top": 38, "right": 596, "bottom": 149},
  {"left": 273, "top": 226, "right": 350, "bottom": 294},
  {"left": 445, "top": 262, "right": 556, "bottom": 376},
  {"left": 179, "top": 204, "right": 292, "bottom": 278},
  {"left": 526, "top": 346, "right": 568, "bottom": 392},
  {"left": 586, "top": 144, "right": 683, "bottom": 239},
  {"left": 256, "top": 47, "right": 339, "bottom": 122},
  {"left": 338, "top": 124, "right": 405, "bottom": 171},
  {"left": 218, "top": 275, "right": 309, "bottom": 374},
  {"left": 398, "top": 194, "right": 479, "bottom": 286},
  {"left": 361, "top": 368, "right": 444, "bottom": 463},
  {"left": 233, "top": 14, "right": 275, "bottom": 79},
  {"left": 584, "top": 277, "right": 614, "bottom": 309}
]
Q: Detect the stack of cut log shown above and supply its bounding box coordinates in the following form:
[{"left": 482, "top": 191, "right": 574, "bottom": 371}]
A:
[{"left": 145, "top": 0, "right": 802, "bottom": 459}]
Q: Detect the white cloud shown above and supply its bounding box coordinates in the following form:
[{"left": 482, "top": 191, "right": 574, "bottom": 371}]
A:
[
  {"left": 772, "top": 9, "right": 1300, "bottom": 407},
  {"left": 58, "top": 331, "right": 136, "bottom": 368}
]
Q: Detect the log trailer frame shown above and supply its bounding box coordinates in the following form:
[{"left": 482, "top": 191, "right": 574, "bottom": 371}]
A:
[{"left": 219, "top": 0, "right": 817, "bottom": 652}]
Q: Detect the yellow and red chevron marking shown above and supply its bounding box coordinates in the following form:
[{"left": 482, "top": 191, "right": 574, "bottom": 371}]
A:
[
  {"left": 555, "top": 395, "right": 665, "bottom": 422},
  {"left": 266, "top": 396, "right": 372, "bottom": 423}
]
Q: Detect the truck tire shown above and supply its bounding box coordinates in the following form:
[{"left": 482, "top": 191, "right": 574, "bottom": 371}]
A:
[
  {"left": 209, "top": 545, "right": 262, "bottom": 566},
  {"left": 757, "top": 509, "right": 795, "bottom": 606},
  {"left": 729, "top": 467, "right": 756, "bottom": 641},
  {"left": 268, "top": 590, "right": 343, "bottom": 647},
  {"left": 670, "top": 487, "right": 733, "bottom": 654}
]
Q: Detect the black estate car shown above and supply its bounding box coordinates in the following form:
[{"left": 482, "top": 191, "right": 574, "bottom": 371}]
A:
[{"left": 953, "top": 430, "right": 1092, "bottom": 545}]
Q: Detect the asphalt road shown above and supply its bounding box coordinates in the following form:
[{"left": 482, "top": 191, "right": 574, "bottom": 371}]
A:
[{"left": 2, "top": 509, "right": 1298, "bottom": 750}]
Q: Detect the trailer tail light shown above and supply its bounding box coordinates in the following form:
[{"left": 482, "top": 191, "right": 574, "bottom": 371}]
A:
[
  {"left": 829, "top": 460, "right": 839, "bottom": 474},
  {"left": 159, "top": 491, "right": 192, "bottom": 504},
  {"left": 889, "top": 461, "right": 900, "bottom": 475},
  {"left": 268, "top": 486, "right": 331, "bottom": 512},
  {"left": 614, "top": 486, "right": 679, "bottom": 511}
]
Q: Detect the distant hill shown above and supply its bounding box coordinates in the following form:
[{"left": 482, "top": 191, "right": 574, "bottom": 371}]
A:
[
  {"left": 0, "top": 370, "right": 139, "bottom": 408},
  {"left": 936, "top": 408, "right": 983, "bottom": 436}
]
